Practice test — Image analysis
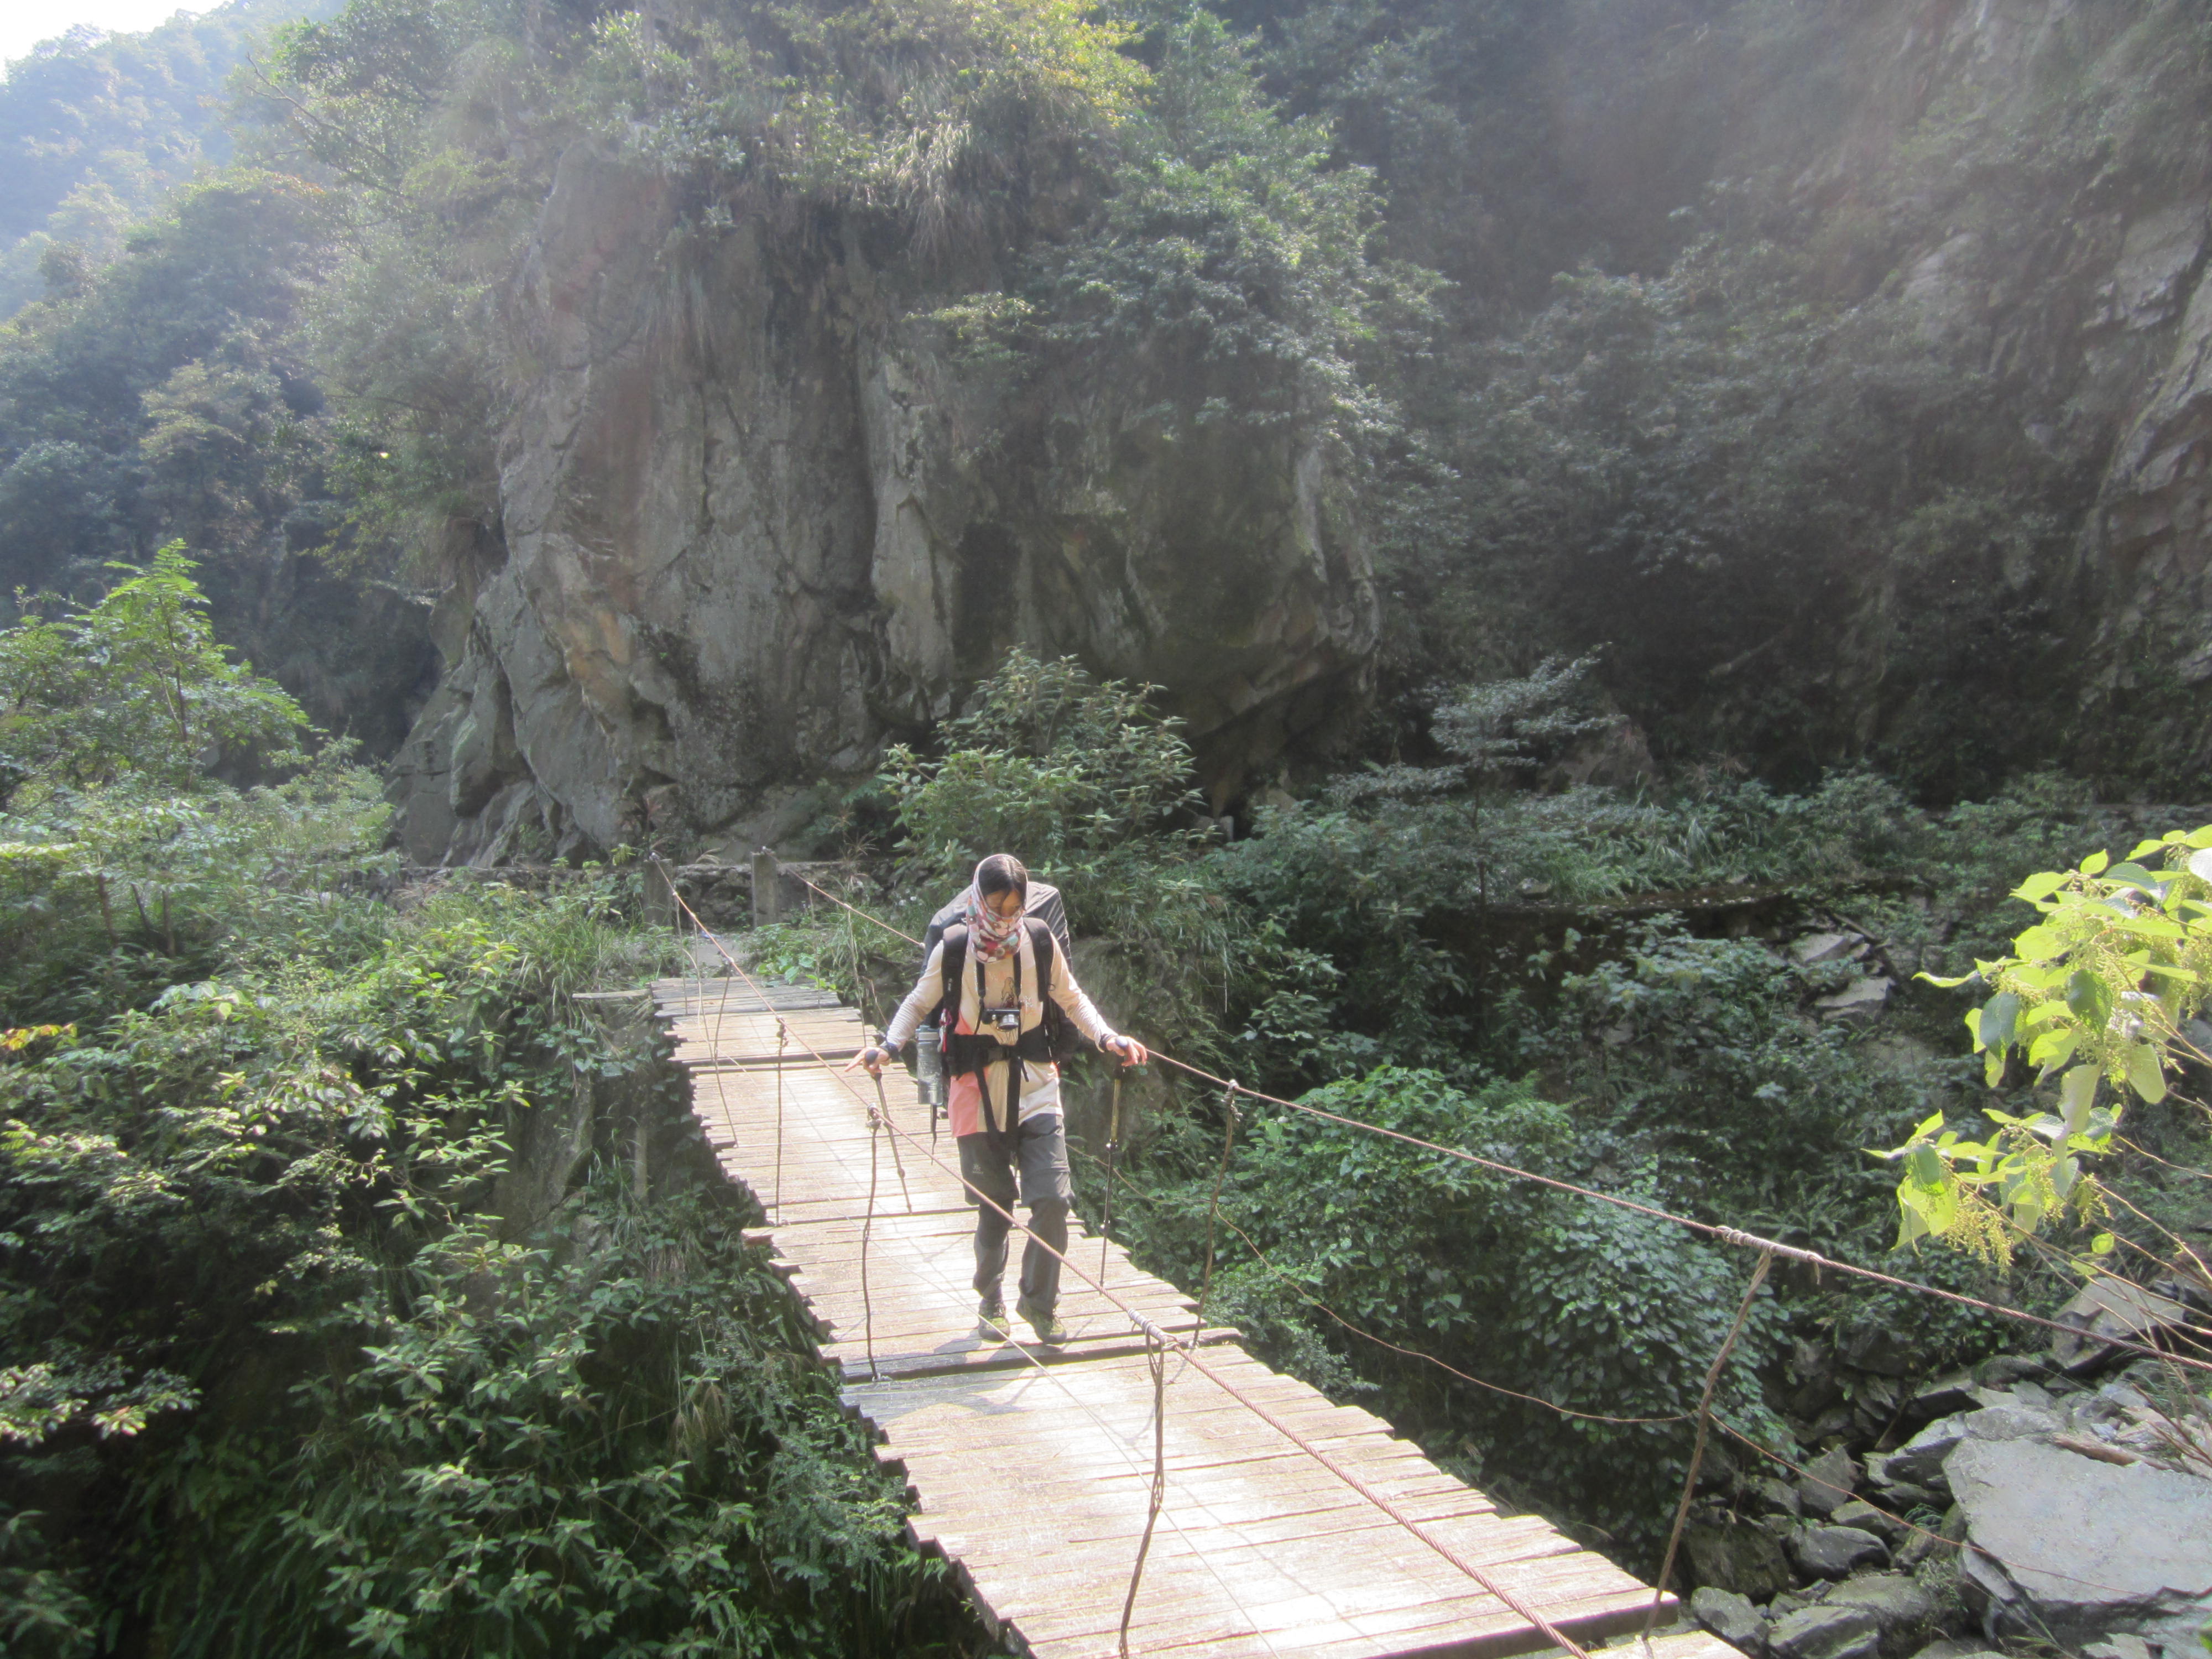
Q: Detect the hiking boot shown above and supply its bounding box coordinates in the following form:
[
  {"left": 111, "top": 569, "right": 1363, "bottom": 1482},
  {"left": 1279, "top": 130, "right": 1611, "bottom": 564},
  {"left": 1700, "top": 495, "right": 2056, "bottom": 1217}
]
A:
[
  {"left": 975, "top": 1296, "right": 1010, "bottom": 1341},
  {"left": 1016, "top": 1297, "right": 1068, "bottom": 1345}
]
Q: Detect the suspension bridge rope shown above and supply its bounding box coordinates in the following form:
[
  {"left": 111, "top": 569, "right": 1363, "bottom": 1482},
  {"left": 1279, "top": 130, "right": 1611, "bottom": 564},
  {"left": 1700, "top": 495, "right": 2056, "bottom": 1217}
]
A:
[{"left": 662, "top": 887, "right": 1602, "bottom": 1659}]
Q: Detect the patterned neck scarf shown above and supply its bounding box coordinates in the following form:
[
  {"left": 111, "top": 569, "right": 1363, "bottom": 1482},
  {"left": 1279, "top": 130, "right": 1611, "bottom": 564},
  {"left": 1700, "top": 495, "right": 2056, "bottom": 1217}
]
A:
[{"left": 964, "top": 884, "right": 1024, "bottom": 962}]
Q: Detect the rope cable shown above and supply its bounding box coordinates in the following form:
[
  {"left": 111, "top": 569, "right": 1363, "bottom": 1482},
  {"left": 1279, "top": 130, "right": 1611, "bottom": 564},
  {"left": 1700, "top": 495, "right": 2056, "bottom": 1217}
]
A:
[
  {"left": 1102, "top": 1072, "right": 1124, "bottom": 1286},
  {"left": 664, "top": 893, "right": 1597, "bottom": 1656},
  {"left": 774, "top": 1018, "right": 787, "bottom": 1222},
  {"left": 1120, "top": 1327, "right": 1170, "bottom": 1659},
  {"left": 874, "top": 1063, "right": 915, "bottom": 1215},
  {"left": 1195, "top": 1082, "right": 1240, "bottom": 1339},
  {"left": 1644, "top": 1249, "right": 1772, "bottom": 1640},
  {"left": 863, "top": 1088, "right": 881, "bottom": 1384}
]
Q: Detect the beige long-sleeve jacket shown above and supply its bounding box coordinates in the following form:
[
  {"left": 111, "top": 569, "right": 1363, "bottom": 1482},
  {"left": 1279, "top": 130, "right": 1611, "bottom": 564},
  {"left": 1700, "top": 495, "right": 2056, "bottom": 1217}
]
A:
[{"left": 884, "top": 922, "right": 1117, "bottom": 1134}]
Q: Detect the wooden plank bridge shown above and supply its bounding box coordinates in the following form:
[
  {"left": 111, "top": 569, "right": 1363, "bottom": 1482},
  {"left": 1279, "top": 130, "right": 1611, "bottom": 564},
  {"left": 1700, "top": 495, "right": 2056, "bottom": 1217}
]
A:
[{"left": 655, "top": 972, "right": 1741, "bottom": 1659}]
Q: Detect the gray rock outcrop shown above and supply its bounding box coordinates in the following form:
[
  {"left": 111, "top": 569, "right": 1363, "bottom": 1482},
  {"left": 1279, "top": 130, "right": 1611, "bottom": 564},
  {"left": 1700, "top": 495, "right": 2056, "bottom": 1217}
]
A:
[
  {"left": 387, "top": 144, "right": 1379, "bottom": 864},
  {"left": 1949, "top": 1437, "right": 2212, "bottom": 1648},
  {"left": 1692, "top": 1586, "right": 1768, "bottom": 1655},
  {"left": 1789, "top": 1525, "right": 1888, "bottom": 1580},
  {"left": 1768, "top": 1602, "right": 1882, "bottom": 1659},
  {"left": 1822, "top": 1574, "right": 1942, "bottom": 1659}
]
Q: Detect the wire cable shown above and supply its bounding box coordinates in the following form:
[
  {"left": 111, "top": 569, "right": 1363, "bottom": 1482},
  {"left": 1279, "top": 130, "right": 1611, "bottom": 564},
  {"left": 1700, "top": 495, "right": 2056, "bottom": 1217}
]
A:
[
  {"left": 786, "top": 874, "right": 2212, "bottom": 1373},
  {"left": 665, "top": 893, "right": 1599, "bottom": 1658}
]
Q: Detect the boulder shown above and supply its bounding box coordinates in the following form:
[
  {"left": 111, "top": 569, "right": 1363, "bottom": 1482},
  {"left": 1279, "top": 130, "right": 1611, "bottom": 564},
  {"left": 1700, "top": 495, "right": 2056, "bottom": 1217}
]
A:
[
  {"left": 1905, "top": 1644, "right": 2002, "bottom": 1659},
  {"left": 2051, "top": 1278, "right": 2192, "bottom": 1376},
  {"left": 1955, "top": 1402, "right": 2062, "bottom": 1443},
  {"left": 1839, "top": 1323, "right": 1915, "bottom": 1378},
  {"left": 1753, "top": 1476, "right": 1805, "bottom": 1516},
  {"left": 1799, "top": 1447, "right": 1862, "bottom": 1516},
  {"left": 1692, "top": 1586, "right": 1769, "bottom": 1655},
  {"left": 1900, "top": 1369, "right": 1982, "bottom": 1428},
  {"left": 1686, "top": 1519, "right": 1796, "bottom": 1601},
  {"left": 1767, "top": 1603, "right": 1883, "bottom": 1659},
  {"left": 1822, "top": 1572, "right": 1945, "bottom": 1657},
  {"left": 1876, "top": 1415, "right": 1970, "bottom": 1493},
  {"left": 1815, "top": 977, "right": 1893, "bottom": 1023},
  {"left": 2082, "top": 1637, "right": 2160, "bottom": 1659},
  {"left": 1791, "top": 932, "right": 1863, "bottom": 964},
  {"left": 1788, "top": 1525, "right": 1890, "bottom": 1579},
  {"left": 1829, "top": 1499, "right": 1909, "bottom": 1546},
  {"left": 1971, "top": 1354, "right": 2051, "bottom": 1389},
  {"left": 1948, "top": 1437, "right": 2212, "bottom": 1648}
]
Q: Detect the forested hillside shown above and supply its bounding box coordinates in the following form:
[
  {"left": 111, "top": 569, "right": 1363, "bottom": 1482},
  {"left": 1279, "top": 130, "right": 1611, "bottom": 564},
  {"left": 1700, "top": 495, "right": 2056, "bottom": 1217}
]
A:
[
  {"left": 0, "top": 0, "right": 340, "bottom": 315},
  {"left": 2, "top": 2, "right": 2209, "bottom": 1656}
]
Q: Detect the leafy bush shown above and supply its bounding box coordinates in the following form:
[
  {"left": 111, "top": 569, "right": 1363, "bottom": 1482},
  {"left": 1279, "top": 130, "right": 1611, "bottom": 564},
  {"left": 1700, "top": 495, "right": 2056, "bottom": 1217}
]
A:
[
  {"left": 1122, "top": 1065, "right": 1787, "bottom": 1561},
  {"left": 0, "top": 867, "right": 971, "bottom": 1656}
]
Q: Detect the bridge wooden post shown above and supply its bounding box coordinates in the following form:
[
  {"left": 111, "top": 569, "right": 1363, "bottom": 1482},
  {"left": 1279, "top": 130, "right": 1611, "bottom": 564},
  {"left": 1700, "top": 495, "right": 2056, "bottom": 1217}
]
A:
[{"left": 752, "top": 847, "right": 781, "bottom": 927}]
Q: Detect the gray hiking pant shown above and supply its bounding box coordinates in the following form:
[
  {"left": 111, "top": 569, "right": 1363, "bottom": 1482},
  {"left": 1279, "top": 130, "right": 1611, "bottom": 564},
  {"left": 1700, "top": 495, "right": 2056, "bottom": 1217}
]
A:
[{"left": 958, "top": 1114, "right": 1073, "bottom": 1312}]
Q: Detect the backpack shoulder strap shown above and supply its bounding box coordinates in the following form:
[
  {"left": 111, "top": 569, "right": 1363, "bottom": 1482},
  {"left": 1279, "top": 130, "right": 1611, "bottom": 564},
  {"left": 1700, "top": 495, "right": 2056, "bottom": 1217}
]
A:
[
  {"left": 938, "top": 925, "right": 969, "bottom": 1015},
  {"left": 1023, "top": 915, "right": 1056, "bottom": 989}
]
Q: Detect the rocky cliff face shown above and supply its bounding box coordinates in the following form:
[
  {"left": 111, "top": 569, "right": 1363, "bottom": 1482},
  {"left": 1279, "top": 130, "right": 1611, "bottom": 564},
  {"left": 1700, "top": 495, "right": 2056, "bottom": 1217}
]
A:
[
  {"left": 388, "top": 146, "right": 1376, "bottom": 864},
  {"left": 1698, "top": 0, "right": 2212, "bottom": 778}
]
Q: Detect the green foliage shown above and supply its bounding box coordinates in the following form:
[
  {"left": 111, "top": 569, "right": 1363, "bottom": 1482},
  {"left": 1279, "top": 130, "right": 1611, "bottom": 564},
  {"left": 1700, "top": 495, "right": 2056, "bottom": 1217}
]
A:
[
  {"left": 0, "top": 0, "right": 341, "bottom": 317},
  {"left": 0, "top": 550, "right": 381, "bottom": 1027},
  {"left": 0, "top": 858, "right": 961, "bottom": 1656},
  {"left": 1553, "top": 922, "right": 1924, "bottom": 1216},
  {"left": 0, "top": 168, "right": 336, "bottom": 604},
  {"left": 1, "top": 542, "right": 310, "bottom": 795},
  {"left": 1889, "top": 825, "right": 2212, "bottom": 1262},
  {"left": 228, "top": 1200, "right": 937, "bottom": 1657},
  {"left": 1125, "top": 1065, "right": 1787, "bottom": 1559},
  {"left": 886, "top": 646, "right": 1205, "bottom": 877}
]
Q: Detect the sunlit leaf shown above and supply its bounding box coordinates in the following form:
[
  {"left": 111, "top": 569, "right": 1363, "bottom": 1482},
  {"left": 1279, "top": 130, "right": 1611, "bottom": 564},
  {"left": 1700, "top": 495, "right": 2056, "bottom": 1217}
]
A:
[
  {"left": 2125, "top": 1043, "right": 2167, "bottom": 1104},
  {"left": 2059, "top": 1063, "right": 2097, "bottom": 1135}
]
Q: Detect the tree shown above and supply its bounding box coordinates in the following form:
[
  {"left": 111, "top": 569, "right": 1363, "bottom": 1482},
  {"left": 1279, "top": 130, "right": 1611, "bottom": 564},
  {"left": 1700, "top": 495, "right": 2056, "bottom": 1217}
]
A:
[{"left": 1, "top": 541, "right": 309, "bottom": 800}]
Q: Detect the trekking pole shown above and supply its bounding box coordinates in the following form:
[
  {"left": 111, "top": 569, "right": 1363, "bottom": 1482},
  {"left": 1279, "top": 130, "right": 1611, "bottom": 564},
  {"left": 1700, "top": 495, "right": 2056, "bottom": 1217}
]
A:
[
  {"left": 1101, "top": 1072, "right": 1123, "bottom": 1285},
  {"left": 873, "top": 1057, "right": 913, "bottom": 1215}
]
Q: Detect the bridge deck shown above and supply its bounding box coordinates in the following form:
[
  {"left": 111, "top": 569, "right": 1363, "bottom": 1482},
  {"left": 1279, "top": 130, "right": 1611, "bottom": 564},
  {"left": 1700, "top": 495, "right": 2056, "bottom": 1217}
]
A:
[{"left": 658, "top": 973, "right": 1738, "bottom": 1659}]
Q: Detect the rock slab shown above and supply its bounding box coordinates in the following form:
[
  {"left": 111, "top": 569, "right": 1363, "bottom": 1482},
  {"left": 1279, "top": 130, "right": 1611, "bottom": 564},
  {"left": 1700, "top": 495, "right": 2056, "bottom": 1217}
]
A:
[{"left": 1948, "top": 1437, "right": 2212, "bottom": 1647}]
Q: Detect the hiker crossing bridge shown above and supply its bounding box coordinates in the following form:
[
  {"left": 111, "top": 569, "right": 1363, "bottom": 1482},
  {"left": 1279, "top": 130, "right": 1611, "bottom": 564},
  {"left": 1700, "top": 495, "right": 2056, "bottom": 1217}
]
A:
[{"left": 653, "top": 969, "right": 1748, "bottom": 1659}]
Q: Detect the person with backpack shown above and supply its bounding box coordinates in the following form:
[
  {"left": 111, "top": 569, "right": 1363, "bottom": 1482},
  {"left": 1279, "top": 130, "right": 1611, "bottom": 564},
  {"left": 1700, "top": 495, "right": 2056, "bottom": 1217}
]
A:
[{"left": 853, "top": 854, "right": 1147, "bottom": 1344}]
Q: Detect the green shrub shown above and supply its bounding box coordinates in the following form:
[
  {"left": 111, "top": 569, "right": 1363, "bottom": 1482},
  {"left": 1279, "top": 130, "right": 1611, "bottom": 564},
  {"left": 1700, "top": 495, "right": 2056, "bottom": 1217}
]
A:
[{"left": 1123, "top": 1065, "right": 1787, "bottom": 1563}]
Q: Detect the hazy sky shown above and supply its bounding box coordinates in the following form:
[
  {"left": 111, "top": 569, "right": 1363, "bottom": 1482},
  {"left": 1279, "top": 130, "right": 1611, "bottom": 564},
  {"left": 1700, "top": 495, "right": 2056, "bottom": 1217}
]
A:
[{"left": 2, "top": 3, "right": 208, "bottom": 71}]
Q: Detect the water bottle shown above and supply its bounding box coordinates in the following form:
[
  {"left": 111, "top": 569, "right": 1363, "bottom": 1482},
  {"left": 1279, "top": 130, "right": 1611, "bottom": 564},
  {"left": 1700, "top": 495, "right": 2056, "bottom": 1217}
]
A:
[{"left": 915, "top": 1020, "right": 945, "bottom": 1113}]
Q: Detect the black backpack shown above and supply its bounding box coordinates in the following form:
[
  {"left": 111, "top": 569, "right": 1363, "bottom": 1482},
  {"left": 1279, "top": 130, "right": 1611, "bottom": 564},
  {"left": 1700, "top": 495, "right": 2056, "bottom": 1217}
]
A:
[{"left": 935, "top": 916, "right": 1091, "bottom": 1067}]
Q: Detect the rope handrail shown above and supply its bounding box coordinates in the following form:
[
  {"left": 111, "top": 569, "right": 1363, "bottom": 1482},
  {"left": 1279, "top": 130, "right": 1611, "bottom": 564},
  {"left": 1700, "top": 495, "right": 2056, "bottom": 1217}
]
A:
[
  {"left": 658, "top": 886, "right": 1603, "bottom": 1659},
  {"left": 756, "top": 874, "right": 2212, "bottom": 1378},
  {"left": 1098, "top": 1141, "right": 2176, "bottom": 1609},
  {"left": 666, "top": 880, "right": 2180, "bottom": 1637}
]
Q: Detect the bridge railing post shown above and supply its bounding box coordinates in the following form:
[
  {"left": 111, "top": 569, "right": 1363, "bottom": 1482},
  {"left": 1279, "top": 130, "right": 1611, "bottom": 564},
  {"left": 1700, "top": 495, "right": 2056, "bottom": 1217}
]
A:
[{"left": 752, "top": 847, "right": 781, "bottom": 928}]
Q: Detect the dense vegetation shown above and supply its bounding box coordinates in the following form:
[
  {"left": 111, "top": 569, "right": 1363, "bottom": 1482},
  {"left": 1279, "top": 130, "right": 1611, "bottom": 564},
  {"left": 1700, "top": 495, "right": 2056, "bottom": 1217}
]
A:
[
  {"left": 4, "top": 0, "right": 2211, "bottom": 1650},
  {"left": 838, "top": 651, "right": 2212, "bottom": 1556},
  {"left": 1, "top": 568, "right": 986, "bottom": 1656}
]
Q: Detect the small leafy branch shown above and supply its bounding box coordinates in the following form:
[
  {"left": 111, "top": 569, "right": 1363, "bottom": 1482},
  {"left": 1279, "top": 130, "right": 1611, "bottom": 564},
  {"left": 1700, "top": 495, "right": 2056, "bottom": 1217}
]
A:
[{"left": 1876, "top": 827, "right": 2212, "bottom": 1262}]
